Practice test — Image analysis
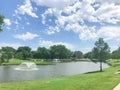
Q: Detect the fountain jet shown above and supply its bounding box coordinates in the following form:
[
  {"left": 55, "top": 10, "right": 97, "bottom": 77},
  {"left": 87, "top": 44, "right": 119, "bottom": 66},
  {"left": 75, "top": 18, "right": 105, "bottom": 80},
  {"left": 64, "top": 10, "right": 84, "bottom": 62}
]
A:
[{"left": 14, "top": 62, "right": 38, "bottom": 71}]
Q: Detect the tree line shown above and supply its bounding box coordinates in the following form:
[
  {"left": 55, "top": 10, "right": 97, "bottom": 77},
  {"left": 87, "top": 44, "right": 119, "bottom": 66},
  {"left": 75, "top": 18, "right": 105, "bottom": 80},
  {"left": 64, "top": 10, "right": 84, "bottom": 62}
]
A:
[
  {"left": 0, "top": 45, "right": 75, "bottom": 63},
  {"left": 1, "top": 37, "right": 118, "bottom": 72},
  {"left": 0, "top": 40, "right": 120, "bottom": 62}
]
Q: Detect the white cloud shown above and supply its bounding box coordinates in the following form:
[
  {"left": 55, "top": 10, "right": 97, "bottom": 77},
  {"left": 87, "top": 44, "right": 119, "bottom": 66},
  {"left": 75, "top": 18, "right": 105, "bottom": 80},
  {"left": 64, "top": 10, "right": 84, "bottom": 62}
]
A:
[
  {"left": 95, "top": 3, "right": 120, "bottom": 24},
  {"left": 97, "top": 26, "right": 120, "bottom": 41},
  {"left": 4, "top": 19, "right": 11, "bottom": 26},
  {"left": 39, "top": 39, "right": 75, "bottom": 50},
  {"left": 39, "top": 0, "right": 120, "bottom": 41},
  {"left": 15, "top": 0, "right": 38, "bottom": 18},
  {"left": 0, "top": 43, "right": 23, "bottom": 49},
  {"left": 26, "top": 22, "right": 30, "bottom": 25},
  {"left": 65, "top": 23, "right": 97, "bottom": 40},
  {"left": 14, "top": 32, "right": 39, "bottom": 41},
  {"left": 41, "top": 8, "right": 54, "bottom": 24},
  {"left": 14, "top": 0, "right": 120, "bottom": 41},
  {"left": 45, "top": 26, "right": 60, "bottom": 35},
  {"left": 32, "top": 0, "right": 77, "bottom": 9}
]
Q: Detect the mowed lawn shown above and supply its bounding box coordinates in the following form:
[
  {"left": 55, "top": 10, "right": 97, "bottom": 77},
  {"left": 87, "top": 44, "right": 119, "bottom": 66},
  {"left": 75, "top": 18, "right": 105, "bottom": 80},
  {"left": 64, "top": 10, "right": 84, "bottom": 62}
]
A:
[{"left": 0, "top": 63, "right": 120, "bottom": 90}]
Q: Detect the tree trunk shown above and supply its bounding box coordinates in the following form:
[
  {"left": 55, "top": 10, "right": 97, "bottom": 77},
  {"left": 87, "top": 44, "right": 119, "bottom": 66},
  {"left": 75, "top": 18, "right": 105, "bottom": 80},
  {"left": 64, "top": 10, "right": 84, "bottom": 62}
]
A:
[{"left": 100, "top": 61, "right": 102, "bottom": 72}]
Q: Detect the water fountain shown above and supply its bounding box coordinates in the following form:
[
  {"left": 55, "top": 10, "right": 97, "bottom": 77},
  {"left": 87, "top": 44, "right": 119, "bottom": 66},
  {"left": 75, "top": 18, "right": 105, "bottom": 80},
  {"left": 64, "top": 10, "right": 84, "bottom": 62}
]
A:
[{"left": 14, "top": 62, "right": 38, "bottom": 71}]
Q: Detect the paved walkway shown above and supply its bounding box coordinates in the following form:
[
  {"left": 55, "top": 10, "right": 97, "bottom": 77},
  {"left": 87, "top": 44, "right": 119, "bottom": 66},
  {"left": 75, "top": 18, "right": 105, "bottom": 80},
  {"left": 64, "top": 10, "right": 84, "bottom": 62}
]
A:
[{"left": 113, "top": 83, "right": 120, "bottom": 90}]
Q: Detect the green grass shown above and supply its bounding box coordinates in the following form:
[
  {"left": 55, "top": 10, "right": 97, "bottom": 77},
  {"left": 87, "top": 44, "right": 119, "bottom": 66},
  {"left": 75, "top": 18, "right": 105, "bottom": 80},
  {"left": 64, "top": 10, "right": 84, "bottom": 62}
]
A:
[
  {"left": 108, "top": 59, "right": 120, "bottom": 67},
  {"left": 1, "top": 58, "right": 91, "bottom": 65},
  {"left": 0, "top": 59, "right": 120, "bottom": 90},
  {"left": 1, "top": 59, "right": 53, "bottom": 65}
]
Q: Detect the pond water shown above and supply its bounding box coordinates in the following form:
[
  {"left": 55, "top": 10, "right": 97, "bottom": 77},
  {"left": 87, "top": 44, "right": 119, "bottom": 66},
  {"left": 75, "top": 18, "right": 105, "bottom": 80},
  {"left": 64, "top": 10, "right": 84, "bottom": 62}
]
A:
[{"left": 0, "top": 61, "right": 109, "bottom": 83}]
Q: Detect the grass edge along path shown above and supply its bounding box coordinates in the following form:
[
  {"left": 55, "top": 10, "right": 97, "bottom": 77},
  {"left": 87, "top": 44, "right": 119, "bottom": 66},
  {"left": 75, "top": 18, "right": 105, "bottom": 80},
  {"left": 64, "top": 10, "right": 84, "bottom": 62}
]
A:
[{"left": 0, "top": 65, "right": 120, "bottom": 90}]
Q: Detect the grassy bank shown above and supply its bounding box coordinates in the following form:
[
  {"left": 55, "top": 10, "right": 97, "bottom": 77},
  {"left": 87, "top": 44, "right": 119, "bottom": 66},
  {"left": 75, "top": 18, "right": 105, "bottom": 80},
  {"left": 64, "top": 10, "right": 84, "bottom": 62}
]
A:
[
  {"left": 0, "top": 60, "right": 120, "bottom": 90},
  {"left": 0, "top": 58, "right": 91, "bottom": 65},
  {"left": 1, "top": 59, "right": 53, "bottom": 65},
  {"left": 108, "top": 59, "right": 120, "bottom": 67}
]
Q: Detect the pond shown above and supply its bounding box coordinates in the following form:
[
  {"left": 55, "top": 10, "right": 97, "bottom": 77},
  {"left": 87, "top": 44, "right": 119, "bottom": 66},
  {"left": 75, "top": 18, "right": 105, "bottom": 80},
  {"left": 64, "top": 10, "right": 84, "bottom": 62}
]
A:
[{"left": 0, "top": 61, "right": 109, "bottom": 83}]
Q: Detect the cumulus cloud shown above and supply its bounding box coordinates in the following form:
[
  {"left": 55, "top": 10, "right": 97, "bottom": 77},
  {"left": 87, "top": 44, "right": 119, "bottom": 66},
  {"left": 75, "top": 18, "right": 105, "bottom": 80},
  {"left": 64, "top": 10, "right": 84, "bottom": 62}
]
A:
[
  {"left": 65, "top": 23, "right": 97, "bottom": 40},
  {"left": 95, "top": 3, "right": 120, "bottom": 24},
  {"left": 39, "top": 39, "right": 75, "bottom": 50},
  {"left": 14, "top": 32, "right": 39, "bottom": 41},
  {"left": 45, "top": 26, "right": 60, "bottom": 35},
  {"left": 14, "top": 0, "right": 120, "bottom": 41},
  {"left": 4, "top": 19, "right": 11, "bottom": 26},
  {"left": 32, "top": 0, "right": 76, "bottom": 9},
  {"left": 0, "top": 43, "right": 23, "bottom": 49},
  {"left": 15, "top": 0, "right": 38, "bottom": 18},
  {"left": 38, "top": 0, "right": 120, "bottom": 40},
  {"left": 97, "top": 26, "right": 120, "bottom": 41}
]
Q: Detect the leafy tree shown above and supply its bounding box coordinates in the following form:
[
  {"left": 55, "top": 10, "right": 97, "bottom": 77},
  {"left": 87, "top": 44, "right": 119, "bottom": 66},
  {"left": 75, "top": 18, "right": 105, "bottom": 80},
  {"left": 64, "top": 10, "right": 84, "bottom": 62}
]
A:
[
  {"left": 92, "top": 38, "right": 110, "bottom": 71},
  {"left": 50, "top": 45, "right": 73, "bottom": 59},
  {"left": 33, "top": 47, "right": 50, "bottom": 59},
  {"left": 31, "top": 51, "right": 37, "bottom": 59},
  {"left": 0, "top": 49, "right": 4, "bottom": 63},
  {"left": 0, "top": 15, "right": 4, "bottom": 63},
  {"left": 73, "top": 51, "right": 83, "bottom": 59},
  {"left": 66, "top": 49, "right": 73, "bottom": 59},
  {"left": 1, "top": 47, "right": 16, "bottom": 62},
  {"left": 84, "top": 51, "right": 93, "bottom": 59},
  {"left": 15, "top": 46, "right": 31, "bottom": 60},
  {"left": 0, "top": 15, "right": 4, "bottom": 31},
  {"left": 111, "top": 47, "right": 120, "bottom": 59}
]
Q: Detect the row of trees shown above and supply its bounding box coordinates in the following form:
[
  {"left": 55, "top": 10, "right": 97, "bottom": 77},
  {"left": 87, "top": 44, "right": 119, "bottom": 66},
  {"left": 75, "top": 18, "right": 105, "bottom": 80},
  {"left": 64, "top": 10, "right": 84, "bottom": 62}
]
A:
[
  {"left": 0, "top": 45, "right": 75, "bottom": 63},
  {"left": 0, "top": 45, "right": 89, "bottom": 62},
  {"left": 1, "top": 39, "right": 120, "bottom": 62}
]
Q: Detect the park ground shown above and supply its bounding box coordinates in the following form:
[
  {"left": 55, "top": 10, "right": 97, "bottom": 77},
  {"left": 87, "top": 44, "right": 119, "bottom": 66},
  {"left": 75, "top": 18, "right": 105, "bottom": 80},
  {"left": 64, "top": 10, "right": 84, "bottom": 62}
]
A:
[{"left": 0, "top": 59, "right": 120, "bottom": 90}]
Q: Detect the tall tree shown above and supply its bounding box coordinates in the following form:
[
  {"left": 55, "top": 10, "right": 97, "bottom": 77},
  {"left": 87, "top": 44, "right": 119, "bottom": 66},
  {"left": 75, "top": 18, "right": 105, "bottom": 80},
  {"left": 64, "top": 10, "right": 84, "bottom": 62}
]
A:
[
  {"left": 34, "top": 47, "right": 50, "bottom": 59},
  {"left": 84, "top": 51, "right": 93, "bottom": 59},
  {"left": 73, "top": 51, "right": 83, "bottom": 59},
  {"left": 0, "top": 15, "right": 4, "bottom": 31},
  {"left": 50, "top": 45, "right": 73, "bottom": 59},
  {"left": 1, "top": 47, "right": 16, "bottom": 62},
  {"left": 92, "top": 38, "right": 110, "bottom": 71},
  {"left": 15, "top": 46, "right": 31, "bottom": 60},
  {"left": 0, "top": 15, "right": 4, "bottom": 63},
  {"left": 111, "top": 47, "right": 120, "bottom": 59}
]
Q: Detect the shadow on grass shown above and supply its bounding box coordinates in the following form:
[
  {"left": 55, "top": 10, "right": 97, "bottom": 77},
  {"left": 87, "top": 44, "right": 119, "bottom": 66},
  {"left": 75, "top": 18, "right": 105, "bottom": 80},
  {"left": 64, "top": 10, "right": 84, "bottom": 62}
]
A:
[{"left": 85, "top": 70, "right": 104, "bottom": 74}]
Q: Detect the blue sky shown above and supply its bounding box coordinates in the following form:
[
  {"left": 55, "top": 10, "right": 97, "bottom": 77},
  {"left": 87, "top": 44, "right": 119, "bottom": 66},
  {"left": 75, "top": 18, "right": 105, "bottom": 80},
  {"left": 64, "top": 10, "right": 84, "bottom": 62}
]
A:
[{"left": 0, "top": 0, "right": 120, "bottom": 53}]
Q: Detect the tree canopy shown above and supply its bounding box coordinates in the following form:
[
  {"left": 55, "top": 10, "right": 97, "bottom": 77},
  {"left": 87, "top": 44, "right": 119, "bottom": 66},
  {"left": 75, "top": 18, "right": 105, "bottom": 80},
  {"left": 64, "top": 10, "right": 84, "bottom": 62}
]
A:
[
  {"left": 0, "top": 15, "right": 4, "bottom": 31},
  {"left": 32, "top": 47, "right": 50, "bottom": 59},
  {"left": 15, "top": 46, "right": 31, "bottom": 60},
  {"left": 92, "top": 38, "right": 110, "bottom": 71},
  {"left": 0, "top": 47, "right": 16, "bottom": 63},
  {"left": 50, "top": 45, "right": 73, "bottom": 59},
  {"left": 111, "top": 47, "right": 120, "bottom": 59},
  {"left": 73, "top": 51, "right": 83, "bottom": 59}
]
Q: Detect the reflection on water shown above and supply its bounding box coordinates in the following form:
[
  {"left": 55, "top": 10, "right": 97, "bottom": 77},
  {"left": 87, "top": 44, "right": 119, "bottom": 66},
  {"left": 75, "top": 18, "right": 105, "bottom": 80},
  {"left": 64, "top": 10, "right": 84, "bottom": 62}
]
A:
[{"left": 0, "top": 61, "right": 109, "bottom": 83}]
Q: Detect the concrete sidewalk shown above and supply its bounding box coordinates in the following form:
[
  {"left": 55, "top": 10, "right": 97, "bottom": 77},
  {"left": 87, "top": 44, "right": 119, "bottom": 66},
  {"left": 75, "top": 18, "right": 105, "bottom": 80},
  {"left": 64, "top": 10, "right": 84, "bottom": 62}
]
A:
[{"left": 113, "top": 83, "right": 120, "bottom": 90}]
